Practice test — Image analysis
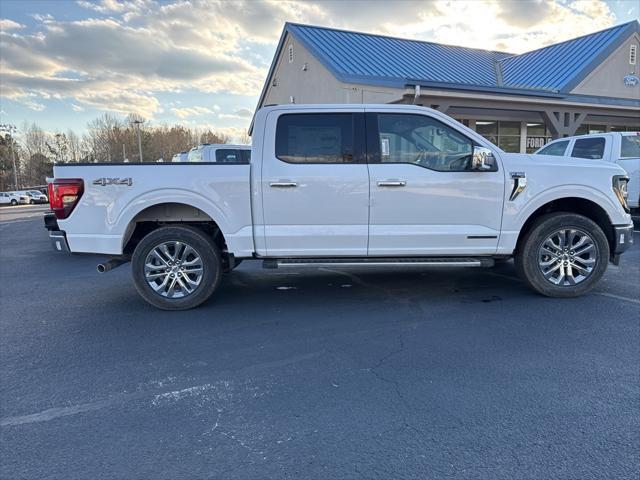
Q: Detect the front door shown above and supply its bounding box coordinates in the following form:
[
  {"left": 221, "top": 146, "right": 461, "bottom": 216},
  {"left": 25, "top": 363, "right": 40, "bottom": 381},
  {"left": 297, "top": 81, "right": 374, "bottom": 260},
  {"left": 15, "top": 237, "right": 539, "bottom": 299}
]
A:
[
  {"left": 366, "top": 111, "right": 504, "bottom": 256},
  {"left": 261, "top": 110, "right": 369, "bottom": 256}
]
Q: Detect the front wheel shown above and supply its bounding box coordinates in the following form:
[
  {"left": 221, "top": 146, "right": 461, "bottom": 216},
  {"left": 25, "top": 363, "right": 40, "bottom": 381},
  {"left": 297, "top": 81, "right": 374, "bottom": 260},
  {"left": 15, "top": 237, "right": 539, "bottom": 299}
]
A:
[
  {"left": 131, "top": 225, "right": 222, "bottom": 310},
  {"left": 10, "top": 199, "right": 17, "bottom": 206},
  {"left": 515, "top": 213, "right": 609, "bottom": 298}
]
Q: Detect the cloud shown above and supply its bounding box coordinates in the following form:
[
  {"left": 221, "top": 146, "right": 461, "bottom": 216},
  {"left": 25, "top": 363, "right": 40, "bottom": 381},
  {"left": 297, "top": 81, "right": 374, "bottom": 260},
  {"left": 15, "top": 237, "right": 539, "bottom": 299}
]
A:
[
  {"left": 218, "top": 108, "right": 255, "bottom": 121},
  {"left": 71, "top": 104, "right": 85, "bottom": 112},
  {"left": 0, "top": 19, "right": 25, "bottom": 30},
  {"left": 24, "top": 100, "right": 46, "bottom": 111},
  {"left": 0, "top": 0, "right": 623, "bottom": 126},
  {"left": 171, "top": 106, "right": 215, "bottom": 118}
]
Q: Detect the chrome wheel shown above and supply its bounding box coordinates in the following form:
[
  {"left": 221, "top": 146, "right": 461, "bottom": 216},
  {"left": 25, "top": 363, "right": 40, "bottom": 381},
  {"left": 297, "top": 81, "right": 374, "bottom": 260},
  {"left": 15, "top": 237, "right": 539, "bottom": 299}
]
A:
[
  {"left": 144, "top": 241, "right": 204, "bottom": 298},
  {"left": 537, "top": 228, "right": 597, "bottom": 286}
]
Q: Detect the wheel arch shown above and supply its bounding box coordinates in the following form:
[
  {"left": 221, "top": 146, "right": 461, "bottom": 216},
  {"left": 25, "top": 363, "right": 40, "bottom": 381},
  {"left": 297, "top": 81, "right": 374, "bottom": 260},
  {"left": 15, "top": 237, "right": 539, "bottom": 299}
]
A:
[
  {"left": 515, "top": 197, "right": 616, "bottom": 257},
  {"left": 121, "top": 202, "right": 229, "bottom": 256}
]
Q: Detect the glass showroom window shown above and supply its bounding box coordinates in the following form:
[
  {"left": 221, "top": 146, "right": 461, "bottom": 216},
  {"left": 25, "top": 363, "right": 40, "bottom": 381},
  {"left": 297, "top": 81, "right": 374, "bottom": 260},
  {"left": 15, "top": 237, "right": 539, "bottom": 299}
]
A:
[
  {"left": 575, "top": 124, "right": 606, "bottom": 135},
  {"left": 526, "top": 123, "right": 552, "bottom": 153},
  {"left": 610, "top": 125, "right": 640, "bottom": 132},
  {"left": 476, "top": 121, "right": 521, "bottom": 152}
]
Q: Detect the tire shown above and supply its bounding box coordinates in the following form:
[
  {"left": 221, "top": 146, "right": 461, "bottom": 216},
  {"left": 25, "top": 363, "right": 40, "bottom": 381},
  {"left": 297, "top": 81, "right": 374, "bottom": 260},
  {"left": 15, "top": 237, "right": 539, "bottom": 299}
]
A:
[
  {"left": 29, "top": 199, "right": 34, "bottom": 205},
  {"left": 10, "top": 199, "right": 17, "bottom": 206},
  {"left": 131, "top": 225, "right": 222, "bottom": 310},
  {"left": 514, "top": 213, "right": 609, "bottom": 298}
]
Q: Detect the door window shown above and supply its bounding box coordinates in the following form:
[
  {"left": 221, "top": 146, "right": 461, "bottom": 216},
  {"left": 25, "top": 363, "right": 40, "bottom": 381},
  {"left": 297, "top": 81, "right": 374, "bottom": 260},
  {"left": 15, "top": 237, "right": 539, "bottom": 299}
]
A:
[
  {"left": 276, "top": 113, "right": 356, "bottom": 163},
  {"left": 571, "top": 138, "right": 606, "bottom": 159},
  {"left": 537, "top": 140, "right": 569, "bottom": 156},
  {"left": 373, "top": 114, "right": 473, "bottom": 171}
]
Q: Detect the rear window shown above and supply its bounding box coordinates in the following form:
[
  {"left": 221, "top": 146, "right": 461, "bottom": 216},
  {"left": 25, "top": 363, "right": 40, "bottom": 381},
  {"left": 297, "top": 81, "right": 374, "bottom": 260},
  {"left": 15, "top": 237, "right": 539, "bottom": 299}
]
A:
[
  {"left": 537, "top": 140, "right": 569, "bottom": 156},
  {"left": 571, "top": 138, "right": 605, "bottom": 159},
  {"left": 276, "top": 113, "right": 355, "bottom": 163},
  {"left": 620, "top": 135, "right": 640, "bottom": 158},
  {"left": 213, "top": 149, "right": 249, "bottom": 163}
]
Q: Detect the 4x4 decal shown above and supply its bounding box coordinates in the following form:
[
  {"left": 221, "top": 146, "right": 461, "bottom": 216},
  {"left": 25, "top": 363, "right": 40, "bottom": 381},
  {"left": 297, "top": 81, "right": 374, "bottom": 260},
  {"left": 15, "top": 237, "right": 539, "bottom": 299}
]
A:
[{"left": 93, "top": 177, "right": 133, "bottom": 186}]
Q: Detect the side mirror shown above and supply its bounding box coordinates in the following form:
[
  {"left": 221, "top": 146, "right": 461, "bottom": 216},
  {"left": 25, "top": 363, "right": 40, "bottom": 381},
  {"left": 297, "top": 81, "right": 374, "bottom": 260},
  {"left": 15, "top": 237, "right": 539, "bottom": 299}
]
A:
[{"left": 471, "top": 146, "right": 498, "bottom": 171}]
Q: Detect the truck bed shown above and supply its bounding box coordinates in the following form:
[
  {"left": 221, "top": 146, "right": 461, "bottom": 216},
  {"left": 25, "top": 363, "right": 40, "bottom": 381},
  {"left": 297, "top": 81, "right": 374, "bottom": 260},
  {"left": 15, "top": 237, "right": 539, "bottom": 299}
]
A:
[{"left": 52, "top": 163, "right": 254, "bottom": 256}]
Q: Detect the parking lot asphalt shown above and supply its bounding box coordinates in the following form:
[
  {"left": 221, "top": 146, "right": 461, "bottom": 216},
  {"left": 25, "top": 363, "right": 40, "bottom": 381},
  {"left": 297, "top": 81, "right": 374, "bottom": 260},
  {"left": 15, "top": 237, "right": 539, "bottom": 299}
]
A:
[
  {"left": 0, "top": 204, "right": 50, "bottom": 223},
  {"left": 0, "top": 217, "right": 638, "bottom": 480}
]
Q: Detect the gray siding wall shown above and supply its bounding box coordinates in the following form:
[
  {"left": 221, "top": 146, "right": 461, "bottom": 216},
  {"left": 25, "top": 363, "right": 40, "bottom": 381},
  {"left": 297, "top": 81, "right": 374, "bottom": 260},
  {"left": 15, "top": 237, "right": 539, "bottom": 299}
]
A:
[
  {"left": 572, "top": 32, "right": 640, "bottom": 100},
  {"left": 263, "top": 34, "right": 401, "bottom": 106}
]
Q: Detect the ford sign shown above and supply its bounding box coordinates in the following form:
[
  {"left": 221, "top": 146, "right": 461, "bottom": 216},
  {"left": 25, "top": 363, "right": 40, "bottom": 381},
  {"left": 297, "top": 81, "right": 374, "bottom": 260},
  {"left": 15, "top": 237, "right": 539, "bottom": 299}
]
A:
[{"left": 623, "top": 74, "right": 639, "bottom": 86}]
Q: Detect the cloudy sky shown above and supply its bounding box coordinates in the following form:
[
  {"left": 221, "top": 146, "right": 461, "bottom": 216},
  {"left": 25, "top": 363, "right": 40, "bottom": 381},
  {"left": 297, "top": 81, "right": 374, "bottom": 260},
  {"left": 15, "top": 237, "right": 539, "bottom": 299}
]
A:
[{"left": 0, "top": 0, "right": 638, "bottom": 139}]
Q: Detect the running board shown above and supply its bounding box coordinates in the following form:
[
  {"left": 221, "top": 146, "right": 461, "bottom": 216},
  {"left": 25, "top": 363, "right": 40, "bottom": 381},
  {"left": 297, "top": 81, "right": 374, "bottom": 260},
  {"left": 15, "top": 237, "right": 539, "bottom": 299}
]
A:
[{"left": 263, "top": 257, "right": 494, "bottom": 269}]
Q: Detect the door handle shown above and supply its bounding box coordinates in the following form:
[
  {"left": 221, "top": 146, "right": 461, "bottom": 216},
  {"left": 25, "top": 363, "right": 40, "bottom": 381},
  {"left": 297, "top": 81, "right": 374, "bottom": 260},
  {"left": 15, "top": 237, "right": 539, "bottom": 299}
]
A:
[
  {"left": 377, "top": 180, "right": 406, "bottom": 187},
  {"left": 269, "top": 181, "right": 298, "bottom": 188}
]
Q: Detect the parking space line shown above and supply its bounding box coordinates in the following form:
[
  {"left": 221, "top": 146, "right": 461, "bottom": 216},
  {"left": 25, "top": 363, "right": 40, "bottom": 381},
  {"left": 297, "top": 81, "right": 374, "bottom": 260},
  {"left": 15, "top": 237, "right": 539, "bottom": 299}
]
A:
[
  {"left": 593, "top": 292, "right": 640, "bottom": 305},
  {"left": 486, "top": 272, "right": 640, "bottom": 305}
]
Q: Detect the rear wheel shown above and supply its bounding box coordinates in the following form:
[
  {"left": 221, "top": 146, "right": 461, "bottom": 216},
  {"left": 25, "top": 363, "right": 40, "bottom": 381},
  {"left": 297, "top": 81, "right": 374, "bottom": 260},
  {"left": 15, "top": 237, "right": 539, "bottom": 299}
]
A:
[
  {"left": 515, "top": 213, "right": 609, "bottom": 298},
  {"left": 131, "top": 225, "right": 222, "bottom": 310}
]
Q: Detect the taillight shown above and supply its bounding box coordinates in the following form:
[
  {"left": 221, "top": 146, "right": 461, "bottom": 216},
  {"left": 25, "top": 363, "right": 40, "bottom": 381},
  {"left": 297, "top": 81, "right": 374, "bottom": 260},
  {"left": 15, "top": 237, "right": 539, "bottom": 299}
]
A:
[{"left": 48, "top": 178, "right": 84, "bottom": 219}]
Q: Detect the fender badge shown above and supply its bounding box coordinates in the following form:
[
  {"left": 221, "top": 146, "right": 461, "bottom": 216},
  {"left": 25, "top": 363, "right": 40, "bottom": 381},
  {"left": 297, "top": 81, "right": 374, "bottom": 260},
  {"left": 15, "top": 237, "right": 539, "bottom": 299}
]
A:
[
  {"left": 93, "top": 177, "right": 133, "bottom": 186},
  {"left": 509, "top": 172, "right": 526, "bottom": 201}
]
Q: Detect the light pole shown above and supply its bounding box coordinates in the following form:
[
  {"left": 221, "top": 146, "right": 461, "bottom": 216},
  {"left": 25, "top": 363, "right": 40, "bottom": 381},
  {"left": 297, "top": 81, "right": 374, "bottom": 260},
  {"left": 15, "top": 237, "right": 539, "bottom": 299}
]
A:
[
  {"left": 0, "top": 123, "right": 18, "bottom": 190},
  {"left": 131, "top": 118, "right": 144, "bottom": 162}
]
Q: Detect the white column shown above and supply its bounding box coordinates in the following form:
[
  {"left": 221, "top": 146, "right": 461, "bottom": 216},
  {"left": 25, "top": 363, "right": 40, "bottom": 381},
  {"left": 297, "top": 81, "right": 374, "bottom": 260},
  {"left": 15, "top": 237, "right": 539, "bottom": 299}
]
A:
[{"left": 520, "top": 121, "right": 527, "bottom": 153}]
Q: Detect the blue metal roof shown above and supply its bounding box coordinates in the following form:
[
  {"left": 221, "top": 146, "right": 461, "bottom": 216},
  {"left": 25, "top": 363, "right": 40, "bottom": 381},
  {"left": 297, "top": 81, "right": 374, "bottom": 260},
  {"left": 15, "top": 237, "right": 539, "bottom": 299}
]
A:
[
  {"left": 500, "top": 21, "right": 639, "bottom": 92},
  {"left": 285, "top": 21, "right": 640, "bottom": 94},
  {"left": 287, "top": 23, "right": 510, "bottom": 88}
]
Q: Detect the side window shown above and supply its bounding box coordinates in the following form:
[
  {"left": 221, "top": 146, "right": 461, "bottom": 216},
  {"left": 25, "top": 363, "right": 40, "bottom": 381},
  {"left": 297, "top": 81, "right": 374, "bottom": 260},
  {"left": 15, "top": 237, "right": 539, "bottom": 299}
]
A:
[
  {"left": 374, "top": 114, "right": 473, "bottom": 171},
  {"left": 215, "top": 149, "right": 243, "bottom": 163},
  {"left": 571, "top": 138, "right": 606, "bottom": 159},
  {"left": 537, "top": 140, "right": 569, "bottom": 156},
  {"left": 620, "top": 135, "right": 640, "bottom": 158},
  {"left": 241, "top": 149, "right": 251, "bottom": 163},
  {"left": 276, "top": 113, "right": 355, "bottom": 163}
]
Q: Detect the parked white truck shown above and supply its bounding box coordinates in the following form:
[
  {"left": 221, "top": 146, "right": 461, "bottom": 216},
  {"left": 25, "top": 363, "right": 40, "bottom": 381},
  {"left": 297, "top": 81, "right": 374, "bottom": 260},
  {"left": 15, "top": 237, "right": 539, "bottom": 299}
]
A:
[
  {"left": 535, "top": 132, "right": 640, "bottom": 210},
  {"left": 45, "top": 105, "right": 634, "bottom": 310}
]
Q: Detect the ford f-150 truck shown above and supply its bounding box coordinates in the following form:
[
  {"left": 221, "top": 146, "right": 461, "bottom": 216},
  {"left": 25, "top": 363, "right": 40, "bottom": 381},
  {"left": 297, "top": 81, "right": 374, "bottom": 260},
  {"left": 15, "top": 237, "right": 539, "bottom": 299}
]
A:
[{"left": 45, "top": 104, "right": 634, "bottom": 310}]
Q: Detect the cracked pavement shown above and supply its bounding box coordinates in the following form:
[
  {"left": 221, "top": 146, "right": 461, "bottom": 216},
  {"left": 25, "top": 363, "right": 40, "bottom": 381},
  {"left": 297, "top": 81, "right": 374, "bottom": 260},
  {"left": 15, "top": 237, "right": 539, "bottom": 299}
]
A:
[{"left": 1, "top": 217, "right": 639, "bottom": 479}]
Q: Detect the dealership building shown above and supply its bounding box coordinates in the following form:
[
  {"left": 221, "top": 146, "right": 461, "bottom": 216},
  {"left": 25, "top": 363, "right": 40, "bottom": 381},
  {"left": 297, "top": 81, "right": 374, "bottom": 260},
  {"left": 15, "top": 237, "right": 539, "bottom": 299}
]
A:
[{"left": 254, "top": 20, "right": 640, "bottom": 153}]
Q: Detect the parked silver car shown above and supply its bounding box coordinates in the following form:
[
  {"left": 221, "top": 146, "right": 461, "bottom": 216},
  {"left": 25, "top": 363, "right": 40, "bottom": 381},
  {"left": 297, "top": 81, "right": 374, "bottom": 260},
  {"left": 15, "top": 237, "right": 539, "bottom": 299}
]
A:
[{"left": 24, "top": 190, "right": 49, "bottom": 204}]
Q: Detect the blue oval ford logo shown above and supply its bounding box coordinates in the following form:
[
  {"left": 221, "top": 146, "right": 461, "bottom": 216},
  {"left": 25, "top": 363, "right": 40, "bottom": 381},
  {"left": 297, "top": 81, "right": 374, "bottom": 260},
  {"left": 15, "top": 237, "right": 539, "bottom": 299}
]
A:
[{"left": 623, "top": 74, "right": 639, "bottom": 86}]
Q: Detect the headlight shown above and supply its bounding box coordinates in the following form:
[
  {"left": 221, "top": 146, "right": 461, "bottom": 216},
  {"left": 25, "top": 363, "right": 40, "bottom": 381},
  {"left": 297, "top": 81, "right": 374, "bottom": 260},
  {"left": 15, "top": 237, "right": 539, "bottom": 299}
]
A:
[{"left": 612, "top": 175, "right": 630, "bottom": 213}]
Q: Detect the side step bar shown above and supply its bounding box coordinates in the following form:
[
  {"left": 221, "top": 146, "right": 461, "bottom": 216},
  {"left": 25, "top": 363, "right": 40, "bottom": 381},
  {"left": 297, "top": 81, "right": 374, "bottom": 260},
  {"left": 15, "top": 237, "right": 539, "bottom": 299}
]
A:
[{"left": 263, "top": 257, "right": 495, "bottom": 269}]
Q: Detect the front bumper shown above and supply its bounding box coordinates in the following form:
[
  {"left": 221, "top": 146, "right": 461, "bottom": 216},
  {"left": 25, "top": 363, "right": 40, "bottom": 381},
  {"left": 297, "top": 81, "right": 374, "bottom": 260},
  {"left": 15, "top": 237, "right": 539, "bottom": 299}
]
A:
[{"left": 610, "top": 224, "right": 634, "bottom": 264}]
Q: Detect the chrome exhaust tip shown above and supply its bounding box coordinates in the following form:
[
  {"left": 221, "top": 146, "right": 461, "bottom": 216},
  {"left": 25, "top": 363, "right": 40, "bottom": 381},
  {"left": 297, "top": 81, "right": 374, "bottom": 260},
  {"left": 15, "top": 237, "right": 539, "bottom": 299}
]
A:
[{"left": 97, "top": 258, "right": 129, "bottom": 273}]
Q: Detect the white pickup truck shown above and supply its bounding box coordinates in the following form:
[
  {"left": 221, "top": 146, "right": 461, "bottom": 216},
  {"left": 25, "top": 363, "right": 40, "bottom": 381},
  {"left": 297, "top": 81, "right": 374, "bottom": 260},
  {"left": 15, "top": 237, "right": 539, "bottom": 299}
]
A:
[
  {"left": 45, "top": 104, "right": 634, "bottom": 310},
  {"left": 536, "top": 132, "right": 640, "bottom": 210}
]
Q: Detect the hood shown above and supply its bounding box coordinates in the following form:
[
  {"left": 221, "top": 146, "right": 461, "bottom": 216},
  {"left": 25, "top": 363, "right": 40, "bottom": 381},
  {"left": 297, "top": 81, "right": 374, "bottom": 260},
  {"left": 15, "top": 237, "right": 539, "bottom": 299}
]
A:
[{"left": 501, "top": 152, "right": 625, "bottom": 174}]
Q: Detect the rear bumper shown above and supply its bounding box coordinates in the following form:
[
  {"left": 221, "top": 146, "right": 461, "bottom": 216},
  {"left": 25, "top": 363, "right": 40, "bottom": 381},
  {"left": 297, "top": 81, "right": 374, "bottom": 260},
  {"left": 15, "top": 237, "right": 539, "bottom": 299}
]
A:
[
  {"left": 50, "top": 231, "right": 70, "bottom": 252},
  {"left": 44, "top": 211, "right": 70, "bottom": 253}
]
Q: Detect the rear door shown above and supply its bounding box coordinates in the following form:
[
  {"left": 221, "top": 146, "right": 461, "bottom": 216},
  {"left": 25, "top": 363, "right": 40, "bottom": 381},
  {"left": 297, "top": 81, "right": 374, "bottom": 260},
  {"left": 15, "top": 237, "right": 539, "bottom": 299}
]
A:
[
  {"left": 366, "top": 110, "right": 504, "bottom": 256},
  {"left": 261, "top": 109, "right": 369, "bottom": 256}
]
